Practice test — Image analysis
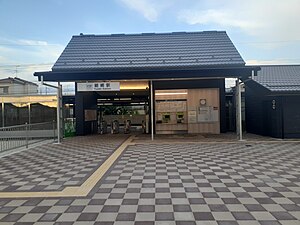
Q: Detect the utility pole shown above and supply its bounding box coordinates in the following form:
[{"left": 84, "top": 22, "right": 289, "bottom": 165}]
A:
[{"left": 15, "top": 65, "right": 20, "bottom": 78}]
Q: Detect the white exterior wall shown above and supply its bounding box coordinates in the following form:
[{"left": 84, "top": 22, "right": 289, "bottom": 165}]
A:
[{"left": 0, "top": 83, "right": 38, "bottom": 95}]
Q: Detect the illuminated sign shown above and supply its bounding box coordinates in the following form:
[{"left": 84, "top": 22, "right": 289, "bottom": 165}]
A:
[{"left": 77, "top": 82, "right": 120, "bottom": 92}]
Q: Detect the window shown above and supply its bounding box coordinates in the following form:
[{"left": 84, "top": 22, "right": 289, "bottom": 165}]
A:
[{"left": 0, "top": 87, "right": 8, "bottom": 94}]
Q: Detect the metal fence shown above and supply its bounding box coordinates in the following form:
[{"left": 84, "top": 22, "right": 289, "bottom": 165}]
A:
[
  {"left": 0, "top": 94, "right": 57, "bottom": 128},
  {"left": 0, "top": 121, "right": 57, "bottom": 152}
]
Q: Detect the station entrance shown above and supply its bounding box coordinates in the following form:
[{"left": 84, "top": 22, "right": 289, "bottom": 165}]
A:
[
  {"left": 76, "top": 79, "right": 229, "bottom": 137},
  {"left": 97, "top": 89, "right": 149, "bottom": 134},
  {"left": 76, "top": 81, "right": 150, "bottom": 135}
]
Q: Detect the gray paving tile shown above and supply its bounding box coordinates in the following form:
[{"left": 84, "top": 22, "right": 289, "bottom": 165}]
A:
[
  {"left": 135, "top": 212, "right": 155, "bottom": 221},
  {"left": 96, "top": 212, "right": 118, "bottom": 221},
  {"left": 77, "top": 212, "right": 98, "bottom": 221},
  {"left": 270, "top": 211, "right": 297, "bottom": 220},
  {"left": 232, "top": 212, "right": 256, "bottom": 220},
  {"left": 138, "top": 205, "right": 155, "bottom": 212},
  {"left": 193, "top": 212, "right": 214, "bottom": 221},
  {"left": 156, "top": 212, "right": 175, "bottom": 221},
  {"left": 101, "top": 205, "right": 120, "bottom": 212},
  {"left": 116, "top": 213, "right": 136, "bottom": 221},
  {"left": 18, "top": 213, "right": 43, "bottom": 222},
  {"left": 39, "top": 213, "right": 60, "bottom": 221},
  {"left": 65, "top": 205, "right": 85, "bottom": 213},
  {"left": 56, "top": 213, "right": 80, "bottom": 222},
  {"left": 174, "top": 212, "right": 195, "bottom": 221}
]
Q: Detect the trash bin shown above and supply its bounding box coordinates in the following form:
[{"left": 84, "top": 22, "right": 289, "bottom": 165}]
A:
[
  {"left": 124, "top": 120, "right": 131, "bottom": 134},
  {"left": 111, "top": 120, "right": 119, "bottom": 134},
  {"left": 99, "top": 120, "right": 107, "bottom": 134}
]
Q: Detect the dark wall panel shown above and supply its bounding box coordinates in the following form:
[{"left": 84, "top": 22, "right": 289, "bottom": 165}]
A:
[
  {"left": 246, "top": 84, "right": 300, "bottom": 139},
  {"left": 283, "top": 96, "right": 300, "bottom": 138},
  {"left": 245, "top": 86, "right": 265, "bottom": 135},
  {"left": 75, "top": 84, "right": 98, "bottom": 135},
  {"left": 245, "top": 86, "right": 283, "bottom": 138},
  {"left": 263, "top": 97, "right": 283, "bottom": 138}
]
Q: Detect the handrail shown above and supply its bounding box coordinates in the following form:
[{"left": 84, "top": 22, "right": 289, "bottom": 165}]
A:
[
  {"left": 0, "top": 121, "right": 54, "bottom": 130},
  {"left": 0, "top": 121, "right": 57, "bottom": 152}
]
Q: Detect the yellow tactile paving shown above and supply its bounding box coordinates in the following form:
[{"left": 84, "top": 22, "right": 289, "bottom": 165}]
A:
[
  {"left": 0, "top": 136, "right": 134, "bottom": 198},
  {"left": 133, "top": 140, "right": 300, "bottom": 145}
]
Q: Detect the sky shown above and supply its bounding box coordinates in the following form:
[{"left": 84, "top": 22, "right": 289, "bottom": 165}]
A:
[{"left": 0, "top": 0, "right": 300, "bottom": 88}]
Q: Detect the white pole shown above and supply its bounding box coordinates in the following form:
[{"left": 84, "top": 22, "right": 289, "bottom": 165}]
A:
[
  {"left": 28, "top": 103, "right": 31, "bottom": 125},
  {"left": 1, "top": 102, "right": 4, "bottom": 127},
  {"left": 150, "top": 80, "right": 154, "bottom": 141},
  {"left": 57, "top": 82, "right": 61, "bottom": 144},
  {"left": 236, "top": 79, "right": 243, "bottom": 140}
]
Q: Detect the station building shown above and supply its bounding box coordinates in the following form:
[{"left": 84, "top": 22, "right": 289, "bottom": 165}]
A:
[{"left": 34, "top": 31, "right": 259, "bottom": 136}]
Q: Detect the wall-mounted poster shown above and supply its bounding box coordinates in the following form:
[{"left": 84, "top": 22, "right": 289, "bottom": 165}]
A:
[
  {"left": 155, "top": 100, "right": 186, "bottom": 112},
  {"left": 188, "top": 110, "right": 197, "bottom": 123},
  {"left": 198, "top": 106, "right": 218, "bottom": 122},
  {"left": 85, "top": 109, "right": 97, "bottom": 121}
]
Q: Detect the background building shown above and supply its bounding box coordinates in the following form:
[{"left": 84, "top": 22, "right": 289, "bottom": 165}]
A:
[
  {"left": 0, "top": 77, "right": 38, "bottom": 95},
  {"left": 245, "top": 65, "right": 300, "bottom": 138}
]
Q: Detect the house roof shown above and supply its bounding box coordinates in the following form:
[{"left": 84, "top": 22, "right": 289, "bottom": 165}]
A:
[
  {"left": 253, "top": 65, "right": 300, "bottom": 92},
  {"left": 0, "top": 77, "right": 38, "bottom": 86},
  {"left": 52, "top": 31, "right": 245, "bottom": 72}
]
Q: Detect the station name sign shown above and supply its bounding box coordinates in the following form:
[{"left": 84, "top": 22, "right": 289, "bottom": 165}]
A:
[{"left": 77, "top": 82, "right": 120, "bottom": 92}]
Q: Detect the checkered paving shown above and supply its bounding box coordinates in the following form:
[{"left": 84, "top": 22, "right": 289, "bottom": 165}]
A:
[
  {"left": 135, "top": 132, "right": 281, "bottom": 143},
  {"left": 0, "top": 139, "right": 299, "bottom": 225},
  {"left": 0, "top": 135, "right": 128, "bottom": 192}
]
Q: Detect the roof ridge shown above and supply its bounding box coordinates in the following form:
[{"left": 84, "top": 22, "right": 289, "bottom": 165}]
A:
[{"left": 73, "top": 30, "right": 226, "bottom": 38}]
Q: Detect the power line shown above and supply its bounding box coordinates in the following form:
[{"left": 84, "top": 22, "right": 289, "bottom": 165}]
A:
[
  {"left": 0, "top": 43, "right": 61, "bottom": 46},
  {"left": 0, "top": 63, "right": 54, "bottom": 68}
]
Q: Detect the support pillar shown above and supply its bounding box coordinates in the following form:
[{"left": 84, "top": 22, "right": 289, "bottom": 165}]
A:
[
  {"left": 28, "top": 103, "right": 31, "bottom": 125},
  {"left": 57, "top": 82, "right": 63, "bottom": 143},
  {"left": 150, "top": 80, "right": 154, "bottom": 141},
  {"left": 236, "top": 79, "right": 243, "bottom": 140}
]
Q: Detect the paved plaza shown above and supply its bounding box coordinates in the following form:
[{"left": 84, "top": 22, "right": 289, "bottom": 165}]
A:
[{"left": 0, "top": 134, "right": 299, "bottom": 224}]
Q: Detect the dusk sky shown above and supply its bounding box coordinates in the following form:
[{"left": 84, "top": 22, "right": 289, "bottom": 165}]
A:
[{"left": 0, "top": 0, "right": 300, "bottom": 87}]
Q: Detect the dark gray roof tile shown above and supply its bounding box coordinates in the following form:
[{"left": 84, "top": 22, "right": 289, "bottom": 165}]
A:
[
  {"left": 253, "top": 65, "right": 300, "bottom": 92},
  {"left": 52, "top": 31, "right": 245, "bottom": 72}
]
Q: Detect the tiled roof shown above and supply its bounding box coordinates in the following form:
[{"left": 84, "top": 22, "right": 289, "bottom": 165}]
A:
[
  {"left": 253, "top": 65, "right": 300, "bottom": 92},
  {"left": 0, "top": 77, "right": 38, "bottom": 86},
  {"left": 52, "top": 31, "right": 245, "bottom": 72}
]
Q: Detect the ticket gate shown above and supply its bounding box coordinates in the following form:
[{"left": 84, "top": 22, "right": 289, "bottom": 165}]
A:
[
  {"left": 111, "top": 120, "right": 119, "bottom": 134},
  {"left": 124, "top": 120, "right": 131, "bottom": 134},
  {"left": 99, "top": 120, "right": 107, "bottom": 134}
]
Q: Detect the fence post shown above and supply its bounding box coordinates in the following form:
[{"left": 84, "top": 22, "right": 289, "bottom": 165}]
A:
[
  {"left": 53, "top": 120, "right": 56, "bottom": 142},
  {"left": 25, "top": 122, "right": 28, "bottom": 148},
  {"left": 0, "top": 128, "right": 2, "bottom": 152}
]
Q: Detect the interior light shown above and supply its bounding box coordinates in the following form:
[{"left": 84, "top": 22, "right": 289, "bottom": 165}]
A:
[{"left": 155, "top": 92, "right": 188, "bottom": 96}]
